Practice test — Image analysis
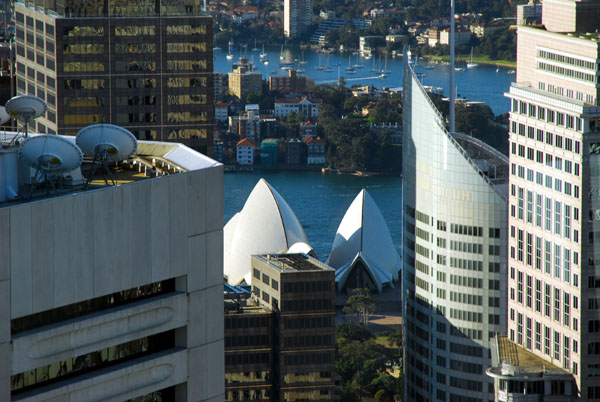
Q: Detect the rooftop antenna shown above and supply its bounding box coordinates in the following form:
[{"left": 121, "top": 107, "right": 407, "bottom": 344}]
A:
[
  {"left": 76, "top": 124, "right": 137, "bottom": 187},
  {"left": 19, "top": 134, "right": 83, "bottom": 198},
  {"left": 5, "top": 95, "right": 47, "bottom": 143},
  {"left": 449, "top": 0, "right": 456, "bottom": 133}
]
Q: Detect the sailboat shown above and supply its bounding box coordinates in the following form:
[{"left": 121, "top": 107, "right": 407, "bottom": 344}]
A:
[
  {"left": 252, "top": 38, "right": 260, "bottom": 52},
  {"left": 226, "top": 40, "right": 234, "bottom": 61},
  {"left": 279, "top": 44, "right": 285, "bottom": 60},
  {"left": 466, "top": 47, "right": 478, "bottom": 68},
  {"left": 345, "top": 55, "right": 356, "bottom": 74},
  {"left": 260, "top": 44, "right": 267, "bottom": 61},
  {"left": 299, "top": 51, "right": 308, "bottom": 65},
  {"left": 315, "top": 53, "right": 325, "bottom": 70},
  {"left": 352, "top": 53, "right": 363, "bottom": 69},
  {"left": 323, "top": 54, "right": 334, "bottom": 72},
  {"left": 379, "top": 54, "right": 391, "bottom": 74},
  {"left": 212, "top": 34, "right": 220, "bottom": 51}
]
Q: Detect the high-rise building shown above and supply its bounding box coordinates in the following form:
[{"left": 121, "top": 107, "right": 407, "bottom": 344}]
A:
[
  {"left": 494, "top": 0, "right": 600, "bottom": 399},
  {"left": 14, "top": 1, "right": 214, "bottom": 154},
  {"left": 1, "top": 132, "right": 224, "bottom": 401},
  {"left": 402, "top": 60, "right": 509, "bottom": 402},
  {"left": 284, "top": 0, "right": 312, "bottom": 39}
]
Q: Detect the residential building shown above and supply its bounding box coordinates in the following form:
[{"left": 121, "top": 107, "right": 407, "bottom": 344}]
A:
[
  {"left": 285, "top": 137, "right": 304, "bottom": 165},
  {"left": 299, "top": 120, "right": 317, "bottom": 139},
  {"left": 470, "top": 21, "right": 505, "bottom": 38},
  {"left": 14, "top": 4, "right": 214, "bottom": 154},
  {"left": 260, "top": 116, "right": 279, "bottom": 139},
  {"left": 305, "top": 136, "right": 325, "bottom": 165},
  {"left": 497, "top": 0, "right": 600, "bottom": 399},
  {"left": 238, "top": 110, "right": 261, "bottom": 142},
  {"left": 402, "top": 58, "right": 509, "bottom": 402},
  {"left": 260, "top": 138, "right": 279, "bottom": 167},
  {"left": 215, "top": 101, "right": 229, "bottom": 123},
  {"left": 284, "top": 0, "right": 312, "bottom": 39},
  {"left": 2, "top": 132, "right": 224, "bottom": 401},
  {"left": 228, "top": 66, "right": 262, "bottom": 101},
  {"left": 269, "top": 69, "right": 314, "bottom": 94},
  {"left": 439, "top": 28, "right": 472, "bottom": 45},
  {"left": 274, "top": 97, "right": 321, "bottom": 119},
  {"left": 236, "top": 138, "right": 256, "bottom": 165},
  {"left": 214, "top": 72, "right": 228, "bottom": 102}
]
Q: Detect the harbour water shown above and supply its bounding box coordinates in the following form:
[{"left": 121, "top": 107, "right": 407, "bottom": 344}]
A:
[
  {"left": 214, "top": 46, "right": 515, "bottom": 115},
  {"left": 224, "top": 171, "right": 403, "bottom": 261}
]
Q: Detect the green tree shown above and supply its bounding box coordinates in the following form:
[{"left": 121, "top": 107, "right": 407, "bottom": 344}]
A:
[
  {"left": 245, "top": 92, "right": 261, "bottom": 105},
  {"left": 337, "top": 322, "right": 374, "bottom": 342},
  {"left": 342, "top": 288, "right": 377, "bottom": 327}
]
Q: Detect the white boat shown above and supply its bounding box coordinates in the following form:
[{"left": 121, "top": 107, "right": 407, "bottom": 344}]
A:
[
  {"left": 345, "top": 55, "right": 355, "bottom": 72},
  {"left": 379, "top": 73, "right": 387, "bottom": 78},
  {"left": 508, "top": 69, "right": 516, "bottom": 74},
  {"left": 466, "top": 47, "right": 478, "bottom": 68},
  {"left": 259, "top": 44, "right": 267, "bottom": 61},
  {"left": 279, "top": 44, "right": 285, "bottom": 60},
  {"left": 264, "top": 59, "right": 270, "bottom": 66},
  {"left": 379, "top": 55, "right": 391, "bottom": 74},
  {"left": 252, "top": 39, "right": 260, "bottom": 52},
  {"left": 226, "top": 40, "right": 234, "bottom": 61},
  {"left": 455, "top": 67, "right": 465, "bottom": 72}
]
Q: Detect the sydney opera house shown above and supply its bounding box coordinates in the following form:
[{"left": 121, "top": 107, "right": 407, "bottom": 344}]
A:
[{"left": 223, "top": 180, "right": 401, "bottom": 295}]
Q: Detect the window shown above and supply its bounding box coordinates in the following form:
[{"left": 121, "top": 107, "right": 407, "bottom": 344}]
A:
[
  {"left": 555, "top": 201, "right": 562, "bottom": 235},
  {"left": 517, "top": 271, "right": 524, "bottom": 304},
  {"left": 554, "top": 330, "right": 561, "bottom": 360},
  {"left": 544, "top": 284, "right": 551, "bottom": 317},
  {"left": 535, "top": 194, "right": 542, "bottom": 227},
  {"left": 564, "top": 205, "right": 571, "bottom": 239},
  {"left": 527, "top": 191, "right": 533, "bottom": 223},
  {"left": 545, "top": 240, "right": 551, "bottom": 274},
  {"left": 554, "top": 288, "right": 561, "bottom": 322},
  {"left": 564, "top": 292, "right": 570, "bottom": 328},
  {"left": 544, "top": 326, "right": 551, "bottom": 355},
  {"left": 545, "top": 197, "right": 552, "bottom": 231},
  {"left": 526, "top": 274, "right": 532, "bottom": 308},
  {"left": 564, "top": 249, "right": 571, "bottom": 284},
  {"left": 554, "top": 244, "right": 561, "bottom": 279},
  {"left": 518, "top": 188, "right": 524, "bottom": 220},
  {"left": 535, "top": 321, "right": 541, "bottom": 350}
]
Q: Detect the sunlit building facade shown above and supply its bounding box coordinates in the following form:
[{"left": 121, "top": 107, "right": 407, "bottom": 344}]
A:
[
  {"left": 402, "top": 59, "right": 509, "bottom": 402},
  {"left": 14, "top": 0, "right": 214, "bottom": 153},
  {"left": 284, "top": 0, "right": 312, "bottom": 39},
  {"left": 501, "top": 0, "right": 600, "bottom": 399}
]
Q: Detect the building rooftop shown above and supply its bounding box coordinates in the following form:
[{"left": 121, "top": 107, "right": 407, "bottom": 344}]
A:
[
  {"left": 0, "top": 131, "right": 220, "bottom": 208},
  {"left": 253, "top": 253, "right": 334, "bottom": 273},
  {"left": 487, "top": 336, "right": 572, "bottom": 379}
]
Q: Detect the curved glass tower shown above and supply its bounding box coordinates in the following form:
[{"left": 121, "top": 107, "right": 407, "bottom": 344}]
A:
[{"left": 402, "top": 59, "right": 508, "bottom": 402}]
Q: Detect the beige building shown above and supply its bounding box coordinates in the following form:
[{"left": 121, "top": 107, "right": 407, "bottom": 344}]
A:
[
  {"left": 228, "top": 66, "right": 262, "bottom": 101},
  {"left": 500, "top": 0, "right": 600, "bottom": 400}
]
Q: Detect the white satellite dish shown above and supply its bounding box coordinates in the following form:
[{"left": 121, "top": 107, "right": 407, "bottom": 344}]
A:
[
  {"left": 19, "top": 135, "right": 83, "bottom": 173},
  {"left": 76, "top": 124, "right": 137, "bottom": 161},
  {"left": 0, "top": 106, "right": 11, "bottom": 125},
  {"left": 5, "top": 95, "right": 47, "bottom": 122}
]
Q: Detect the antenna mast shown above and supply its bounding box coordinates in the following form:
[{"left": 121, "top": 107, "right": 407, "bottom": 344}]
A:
[{"left": 449, "top": 0, "right": 456, "bottom": 133}]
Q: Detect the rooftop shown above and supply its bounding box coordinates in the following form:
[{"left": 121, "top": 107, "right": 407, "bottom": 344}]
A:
[
  {"left": 487, "top": 336, "right": 572, "bottom": 379},
  {"left": 0, "top": 131, "right": 220, "bottom": 208},
  {"left": 253, "top": 253, "right": 334, "bottom": 273}
]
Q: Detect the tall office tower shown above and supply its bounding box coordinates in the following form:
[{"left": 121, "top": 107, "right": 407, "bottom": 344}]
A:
[
  {"left": 1, "top": 133, "right": 224, "bottom": 401},
  {"left": 402, "top": 59, "right": 509, "bottom": 402},
  {"left": 500, "top": 0, "right": 600, "bottom": 399},
  {"left": 284, "top": 0, "right": 312, "bottom": 39},
  {"left": 14, "top": 0, "right": 214, "bottom": 154}
]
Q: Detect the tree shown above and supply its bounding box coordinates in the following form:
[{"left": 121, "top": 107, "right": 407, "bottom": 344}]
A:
[
  {"left": 337, "top": 322, "right": 374, "bottom": 342},
  {"left": 246, "top": 92, "right": 261, "bottom": 105},
  {"left": 343, "top": 288, "right": 377, "bottom": 327}
]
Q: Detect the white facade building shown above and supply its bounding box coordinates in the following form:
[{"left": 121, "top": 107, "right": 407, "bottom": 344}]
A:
[
  {"left": 236, "top": 138, "right": 256, "bottom": 165},
  {"left": 402, "top": 59, "right": 508, "bottom": 402},
  {"left": 2, "top": 134, "right": 224, "bottom": 401},
  {"left": 498, "top": 0, "right": 600, "bottom": 399},
  {"left": 274, "top": 98, "right": 320, "bottom": 119}
]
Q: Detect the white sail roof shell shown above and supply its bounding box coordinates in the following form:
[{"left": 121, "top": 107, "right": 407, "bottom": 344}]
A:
[
  {"left": 327, "top": 189, "right": 401, "bottom": 291},
  {"left": 224, "top": 178, "right": 309, "bottom": 285}
]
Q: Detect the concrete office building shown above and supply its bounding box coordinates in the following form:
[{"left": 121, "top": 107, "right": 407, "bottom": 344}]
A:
[
  {"left": 1, "top": 133, "right": 224, "bottom": 401},
  {"left": 402, "top": 59, "right": 509, "bottom": 402},
  {"left": 14, "top": 0, "right": 214, "bottom": 154},
  {"left": 495, "top": 0, "right": 600, "bottom": 399},
  {"left": 284, "top": 0, "right": 312, "bottom": 39}
]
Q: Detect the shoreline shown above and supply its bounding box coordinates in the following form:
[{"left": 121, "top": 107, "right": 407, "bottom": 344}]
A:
[
  {"left": 420, "top": 54, "right": 516, "bottom": 68},
  {"left": 224, "top": 164, "right": 401, "bottom": 177}
]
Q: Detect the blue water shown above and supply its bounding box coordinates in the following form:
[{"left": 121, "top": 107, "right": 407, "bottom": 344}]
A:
[
  {"left": 214, "top": 46, "right": 514, "bottom": 115},
  {"left": 224, "top": 171, "right": 403, "bottom": 261}
]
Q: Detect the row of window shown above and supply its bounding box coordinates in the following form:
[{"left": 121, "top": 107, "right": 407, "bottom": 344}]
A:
[
  {"left": 510, "top": 226, "right": 579, "bottom": 285},
  {"left": 512, "top": 186, "right": 579, "bottom": 243},
  {"left": 510, "top": 272, "right": 578, "bottom": 330},
  {"left": 512, "top": 99, "right": 585, "bottom": 134},
  {"left": 512, "top": 143, "right": 580, "bottom": 179},
  {"left": 510, "top": 315, "right": 576, "bottom": 374}
]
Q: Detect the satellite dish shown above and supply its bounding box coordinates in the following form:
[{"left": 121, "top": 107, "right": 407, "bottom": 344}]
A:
[
  {"left": 76, "top": 124, "right": 137, "bottom": 161},
  {"left": 0, "top": 106, "right": 11, "bottom": 125},
  {"left": 19, "top": 135, "right": 83, "bottom": 173},
  {"left": 5, "top": 95, "right": 48, "bottom": 122}
]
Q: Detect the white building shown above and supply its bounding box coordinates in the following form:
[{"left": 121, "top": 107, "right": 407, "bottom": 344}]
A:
[
  {"left": 402, "top": 57, "right": 508, "bottom": 402},
  {"left": 328, "top": 189, "right": 401, "bottom": 293},
  {"left": 274, "top": 98, "right": 321, "bottom": 119},
  {"left": 215, "top": 101, "right": 229, "bottom": 122},
  {"left": 224, "top": 179, "right": 310, "bottom": 285},
  {"left": 284, "top": 0, "right": 312, "bottom": 39},
  {"left": 2, "top": 132, "right": 224, "bottom": 401},
  {"left": 491, "top": 0, "right": 600, "bottom": 399},
  {"left": 439, "top": 28, "right": 472, "bottom": 46}
]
